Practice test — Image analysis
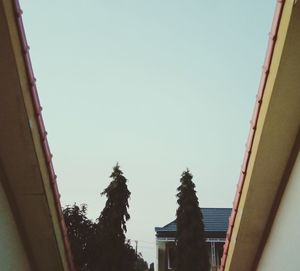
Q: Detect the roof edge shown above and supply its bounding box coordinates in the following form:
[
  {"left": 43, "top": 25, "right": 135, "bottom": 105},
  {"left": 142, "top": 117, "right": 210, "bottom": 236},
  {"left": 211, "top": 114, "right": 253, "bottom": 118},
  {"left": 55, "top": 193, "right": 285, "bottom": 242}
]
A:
[
  {"left": 12, "top": 1, "right": 75, "bottom": 270},
  {"left": 219, "top": 0, "right": 286, "bottom": 270}
]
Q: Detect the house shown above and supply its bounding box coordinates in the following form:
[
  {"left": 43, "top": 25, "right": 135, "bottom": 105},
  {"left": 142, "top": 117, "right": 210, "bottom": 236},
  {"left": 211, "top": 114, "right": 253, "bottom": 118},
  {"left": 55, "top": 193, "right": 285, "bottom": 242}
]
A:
[
  {"left": 220, "top": 0, "right": 300, "bottom": 270},
  {"left": 0, "top": 0, "right": 74, "bottom": 270},
  {"left": 155, "top": 208, "right": 231, "bottom": 271}
]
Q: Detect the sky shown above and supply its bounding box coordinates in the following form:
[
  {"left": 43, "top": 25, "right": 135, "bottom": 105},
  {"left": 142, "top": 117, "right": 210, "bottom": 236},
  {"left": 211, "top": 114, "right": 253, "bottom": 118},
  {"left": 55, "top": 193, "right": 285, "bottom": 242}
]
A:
[{"left": 20, "top": 0, "right": 276, "bottom": 265}]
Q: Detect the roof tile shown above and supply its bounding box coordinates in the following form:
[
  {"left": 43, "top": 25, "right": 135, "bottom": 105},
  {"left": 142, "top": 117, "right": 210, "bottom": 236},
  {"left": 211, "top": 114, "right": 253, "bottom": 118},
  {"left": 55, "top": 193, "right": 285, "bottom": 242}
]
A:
[{"left": 155, "top": 208, "right": 231, "bottom": 233}]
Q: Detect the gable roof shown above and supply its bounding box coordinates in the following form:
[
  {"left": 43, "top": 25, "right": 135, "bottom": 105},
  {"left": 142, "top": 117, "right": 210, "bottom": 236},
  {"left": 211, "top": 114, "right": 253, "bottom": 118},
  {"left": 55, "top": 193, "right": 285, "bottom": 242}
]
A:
[
  {"left": 220, "top": 1, "right": 300, "bottom": 270},
  {"left": 0, "top": 1, "right": 75, "bottom": 270},
  {"left": 155, "top": 208, "right": 231, "bottom": 234}
]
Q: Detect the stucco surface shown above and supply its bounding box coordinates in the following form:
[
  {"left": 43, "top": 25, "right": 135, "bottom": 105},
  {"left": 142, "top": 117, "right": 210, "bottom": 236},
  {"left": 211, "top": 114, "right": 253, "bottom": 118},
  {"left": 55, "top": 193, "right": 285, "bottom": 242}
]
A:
[
  {"left": 0, "top": 181, "right": 30, "bottom": 271},
  {"left": 257, "top": 151, "right": 300, "bottom": 271}
]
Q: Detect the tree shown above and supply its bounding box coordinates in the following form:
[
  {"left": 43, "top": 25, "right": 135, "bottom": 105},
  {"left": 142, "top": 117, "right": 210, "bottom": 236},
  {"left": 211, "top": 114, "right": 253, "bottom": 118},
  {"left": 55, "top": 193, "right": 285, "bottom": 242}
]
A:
[
  {"left": 91, "top": 163, "right": 134, "bottom": 271},
  {"left": 135, "top": 253, "right": 149, "bottom": 271},
  {"left": 63, "top": 203, "right": 94, "bottom": 271},
  {"left": 62, "top": 164, "right": 149, "bottom": 271},
  {"left": 175, "top": 170, "right": 210, "bottom": 271}
]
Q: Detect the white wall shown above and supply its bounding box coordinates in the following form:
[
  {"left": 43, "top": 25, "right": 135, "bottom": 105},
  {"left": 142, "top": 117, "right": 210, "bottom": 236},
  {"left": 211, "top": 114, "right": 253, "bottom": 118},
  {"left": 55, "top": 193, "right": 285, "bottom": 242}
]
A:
[
  {"left": 257, "top": 150, "right": 300, "bottom": 271},
  {"left": 0, "top": 182, "right": 31, "bottom": 271}
]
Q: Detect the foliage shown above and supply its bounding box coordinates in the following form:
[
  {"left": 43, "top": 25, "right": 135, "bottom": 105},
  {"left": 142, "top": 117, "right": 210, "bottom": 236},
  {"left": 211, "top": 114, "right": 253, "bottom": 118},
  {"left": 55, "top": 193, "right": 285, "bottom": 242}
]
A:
[
  {"left": 63, "top": 164, "right": 150, "bottom": 271},
  {"left": 91, "top": 163, "right": 135, "bottom": 271},
  {"left": 175, "top": 170, "right": 210, "bottom": 271},
  {"left": 63, "top": 203, "right": 94, "bottom": 271},
  {"left": 135, "top": 253, "right": 149, "bottom": 271}
]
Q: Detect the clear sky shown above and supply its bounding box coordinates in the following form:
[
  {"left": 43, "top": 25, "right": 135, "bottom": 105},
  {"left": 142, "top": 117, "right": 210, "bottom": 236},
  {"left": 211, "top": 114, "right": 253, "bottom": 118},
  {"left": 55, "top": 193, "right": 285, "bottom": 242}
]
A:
[{"left": 21, "top": 0, "right": 276, "bottom": 265}]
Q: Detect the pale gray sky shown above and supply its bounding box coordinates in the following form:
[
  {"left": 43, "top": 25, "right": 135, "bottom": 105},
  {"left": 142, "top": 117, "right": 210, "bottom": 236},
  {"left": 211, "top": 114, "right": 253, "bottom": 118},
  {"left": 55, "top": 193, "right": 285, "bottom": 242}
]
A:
[{"left": 21, "top": 0, "right": 276, "bottom": 264}]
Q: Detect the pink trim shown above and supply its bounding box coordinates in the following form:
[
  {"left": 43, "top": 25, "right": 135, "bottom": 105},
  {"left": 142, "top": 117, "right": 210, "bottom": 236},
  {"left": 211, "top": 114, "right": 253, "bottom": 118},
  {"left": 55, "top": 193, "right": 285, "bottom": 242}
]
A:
[
  {"left": 13, "top": 1, "right": 75, "bottom": 270},
  {"left": 219, "top": 1, "right": 285, "bottom": 270}
]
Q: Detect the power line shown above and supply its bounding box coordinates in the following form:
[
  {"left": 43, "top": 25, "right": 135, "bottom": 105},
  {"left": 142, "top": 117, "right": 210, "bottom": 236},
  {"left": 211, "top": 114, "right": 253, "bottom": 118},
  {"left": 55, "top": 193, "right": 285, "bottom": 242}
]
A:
[
  {"left": 126, "top": 239, "right": 156, "bottom": 253},
  {"left": 126, "top": 239, "right": 155, "bottom": 245},
  {"left": 139, "top": 240, "right": 155, "bottom": 244},
  {"left": 139, "top": 245, "right": 155, "bottom": 250}
]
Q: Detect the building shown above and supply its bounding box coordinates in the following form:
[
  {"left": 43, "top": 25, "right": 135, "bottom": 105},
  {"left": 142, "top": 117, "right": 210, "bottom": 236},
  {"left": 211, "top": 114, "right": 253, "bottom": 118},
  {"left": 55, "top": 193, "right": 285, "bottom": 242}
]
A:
[
  {"left": 155, "top": 208, "right": 231, "bottom": 271},
  {"left": 220, "top": 1, "right": 300, "bottom": 270},
  {"left": 0, "top": 0, "right": 74, "bottom": 270}
]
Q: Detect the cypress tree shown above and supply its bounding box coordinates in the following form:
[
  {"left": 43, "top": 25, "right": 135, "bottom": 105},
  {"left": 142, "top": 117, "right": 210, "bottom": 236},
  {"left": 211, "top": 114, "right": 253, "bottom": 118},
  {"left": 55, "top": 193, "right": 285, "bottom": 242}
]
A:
[
  {"left": 91, "top": 163, "right": 134, "bottom": 271},
  {"left": 176, "top": 170, "right": 210, "bottom": 271}
]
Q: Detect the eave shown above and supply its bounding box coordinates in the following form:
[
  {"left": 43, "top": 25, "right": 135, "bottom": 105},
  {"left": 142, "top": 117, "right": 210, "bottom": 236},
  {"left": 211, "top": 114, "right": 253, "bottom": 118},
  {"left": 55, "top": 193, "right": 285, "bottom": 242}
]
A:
[
  {"left": 0, "top": 1, "right": 74, "bottom": 270},
  {"left": 221, "top": 0, "right": 300, "bottom": 270}
]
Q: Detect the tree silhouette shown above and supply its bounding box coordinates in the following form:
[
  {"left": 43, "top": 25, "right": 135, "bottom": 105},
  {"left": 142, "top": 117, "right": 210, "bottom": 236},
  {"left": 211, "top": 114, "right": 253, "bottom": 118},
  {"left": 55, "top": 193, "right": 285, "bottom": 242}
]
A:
[
  {"left": 63, "top": 203, "right": 94, "bottom": 271},
  {"left": 63, "top": 165, "right": 149, "bottom": 271},
  {"left": 176, "top": 170, "right": 210, "bottom": 271},
  {"left": 135, "top": 253, "right": 149, "bottom": 271},
  {"left": 91, "top": 163, "right": 134, "bottom": 271}
]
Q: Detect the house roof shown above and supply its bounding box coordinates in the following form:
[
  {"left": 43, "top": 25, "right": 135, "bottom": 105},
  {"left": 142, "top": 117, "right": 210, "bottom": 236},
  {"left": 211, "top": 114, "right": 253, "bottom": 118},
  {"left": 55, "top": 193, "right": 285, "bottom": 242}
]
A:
[
  {"left": 155, "top": 208, "right": 231, "bottom": 234},
  {"left": 0, "top": 0, "right": 75, "bottom": 270},
  {"left": 221, "top": 0, "right": 300, "bottom": 270}
]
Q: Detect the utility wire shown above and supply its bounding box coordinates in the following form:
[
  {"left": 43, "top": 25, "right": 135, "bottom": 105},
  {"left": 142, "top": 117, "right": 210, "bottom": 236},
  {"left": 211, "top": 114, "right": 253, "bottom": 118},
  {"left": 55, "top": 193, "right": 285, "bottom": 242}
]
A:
[
  {"left": 139, "top": 245, "right": 155, "bottom": 250},
  {"left": 139, "top": 240, "right": 155, "bottom": 244}
]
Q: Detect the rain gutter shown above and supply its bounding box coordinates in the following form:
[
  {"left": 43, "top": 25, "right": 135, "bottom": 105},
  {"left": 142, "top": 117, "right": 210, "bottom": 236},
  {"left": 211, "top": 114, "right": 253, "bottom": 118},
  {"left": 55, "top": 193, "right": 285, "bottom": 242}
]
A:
[
  {"left": 12, "top": 1, "right": 75, "bottom": 270},
  {"left": 219, "top": 0, "right": 285, "bottom": 270}
]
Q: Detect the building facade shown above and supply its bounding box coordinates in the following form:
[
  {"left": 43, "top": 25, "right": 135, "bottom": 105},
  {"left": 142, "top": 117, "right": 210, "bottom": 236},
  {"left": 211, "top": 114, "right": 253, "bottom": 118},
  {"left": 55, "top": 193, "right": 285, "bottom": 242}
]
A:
[{"left": 155, "top": 208, "right": 231, "bottom": 271}]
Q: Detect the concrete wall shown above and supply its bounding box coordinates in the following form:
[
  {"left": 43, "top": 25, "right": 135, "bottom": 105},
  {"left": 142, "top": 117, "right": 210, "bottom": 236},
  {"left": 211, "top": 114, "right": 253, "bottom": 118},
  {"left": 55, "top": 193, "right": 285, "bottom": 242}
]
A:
[
  {"left": 257, "top": 151, "right": 300, "bottom": 271},
  {"left": 0, "top": 181, "right": 31, "bottom": 271}
]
